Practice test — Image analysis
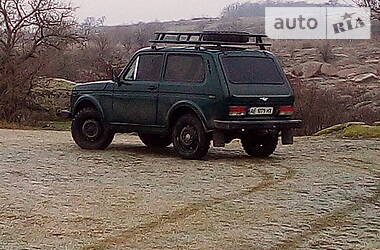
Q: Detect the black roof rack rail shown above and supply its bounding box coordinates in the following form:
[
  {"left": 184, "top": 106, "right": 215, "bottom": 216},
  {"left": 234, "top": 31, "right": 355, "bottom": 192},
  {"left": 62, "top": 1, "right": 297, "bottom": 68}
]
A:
[{"left": 149, "top": 31, "right": 271, "bottom": 50}]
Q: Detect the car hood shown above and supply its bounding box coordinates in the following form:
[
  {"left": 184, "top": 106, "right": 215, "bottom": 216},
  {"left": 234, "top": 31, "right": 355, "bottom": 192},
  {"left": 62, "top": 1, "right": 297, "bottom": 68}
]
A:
[{"left": 73, "top": 80, "right": 113, "bottom": 91}]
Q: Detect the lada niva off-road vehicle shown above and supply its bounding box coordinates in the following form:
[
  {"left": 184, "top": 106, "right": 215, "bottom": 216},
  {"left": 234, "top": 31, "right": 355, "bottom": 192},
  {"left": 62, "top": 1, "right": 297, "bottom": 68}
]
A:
[{"left": 61, "top": 31, "right": 302, "bottom": 159}]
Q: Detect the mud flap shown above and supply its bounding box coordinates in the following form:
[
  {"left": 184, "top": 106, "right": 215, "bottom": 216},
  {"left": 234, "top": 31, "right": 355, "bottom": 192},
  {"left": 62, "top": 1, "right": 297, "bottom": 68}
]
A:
[
  {"left": 213, "top": 130, "right": 225, "bottom": 147},
  {"left": 282, "top": 129, "right": 294, "bottom": 145}
]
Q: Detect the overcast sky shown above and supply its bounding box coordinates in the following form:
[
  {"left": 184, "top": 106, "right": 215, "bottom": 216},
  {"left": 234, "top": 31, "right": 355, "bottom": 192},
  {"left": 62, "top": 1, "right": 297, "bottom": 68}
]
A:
[
  {"left": 70, "top": 0, "right": 351, "bottom": 25},
  {"left": 71, "top": 0, "right": 242, "bottom": 25}
]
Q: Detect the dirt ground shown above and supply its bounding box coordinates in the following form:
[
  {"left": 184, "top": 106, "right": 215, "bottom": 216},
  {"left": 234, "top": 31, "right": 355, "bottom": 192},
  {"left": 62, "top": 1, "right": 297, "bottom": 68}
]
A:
[{"left": 0, "top": 129, "right": 379, "bottom": 250}]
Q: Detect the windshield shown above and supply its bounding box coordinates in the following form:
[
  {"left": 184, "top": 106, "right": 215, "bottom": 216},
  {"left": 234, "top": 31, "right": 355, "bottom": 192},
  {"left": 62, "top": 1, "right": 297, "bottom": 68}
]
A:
[{"left": 221, "top": 56, "right": 284, "bottom": 84}]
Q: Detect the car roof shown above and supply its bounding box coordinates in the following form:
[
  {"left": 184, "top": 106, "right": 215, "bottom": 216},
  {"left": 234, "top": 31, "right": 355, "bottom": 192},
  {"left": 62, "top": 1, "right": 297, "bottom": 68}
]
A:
[{"left": 137, "top": 46, "right": 273, "bottom": 57}]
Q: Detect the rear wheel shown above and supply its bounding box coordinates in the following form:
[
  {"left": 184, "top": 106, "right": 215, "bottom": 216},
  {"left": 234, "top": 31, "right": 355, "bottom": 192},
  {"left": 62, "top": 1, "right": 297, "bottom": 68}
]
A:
[
  {"left": 172, "top": 114, "right": 210, "bottom": 160},
  {"left": 241, "top": 134, "right": 278, "bottom": 158},
  {"left": 139, "top": 134, "right": 171, "bottom": 148},
  {"left": 71, "top": 107, "right": 114, "bottom": 150}
]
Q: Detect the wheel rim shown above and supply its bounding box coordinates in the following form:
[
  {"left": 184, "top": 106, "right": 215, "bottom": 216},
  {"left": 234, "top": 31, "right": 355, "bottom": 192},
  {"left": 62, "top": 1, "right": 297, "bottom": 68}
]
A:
[
  {"left": 82, "top": 120, "right": 101, "bottom": 141},
  {"left": 178, "top": 125, "right": 199, "bottom": 152}
]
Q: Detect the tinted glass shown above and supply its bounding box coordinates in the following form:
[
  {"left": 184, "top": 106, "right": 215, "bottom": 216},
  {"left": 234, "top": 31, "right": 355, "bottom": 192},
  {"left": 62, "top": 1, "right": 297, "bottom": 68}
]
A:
[
  {"left": 222, "top": 57, "right": 283, "bottom": 84},
  {"left": 125, "top": 54, "right": 163, "bottom": 81},
  {"left": 164, "top": 55, "right": 205, "bottom": 83}
]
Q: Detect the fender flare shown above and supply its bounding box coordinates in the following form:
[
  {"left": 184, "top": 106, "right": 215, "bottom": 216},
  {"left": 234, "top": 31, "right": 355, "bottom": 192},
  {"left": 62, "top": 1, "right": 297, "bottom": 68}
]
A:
[
  {"left": 73, "top": 95, "right": 105, "bottom": 120},
  {"left": 166, "top": 101, "right": 210, "bottom": 132}
]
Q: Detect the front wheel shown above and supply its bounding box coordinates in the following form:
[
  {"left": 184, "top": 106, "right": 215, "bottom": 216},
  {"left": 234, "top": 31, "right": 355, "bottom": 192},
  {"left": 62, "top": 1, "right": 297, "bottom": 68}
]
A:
[
  {"left": 241, "top": 134, "right": 278, "bottom": 158},
  {"left": 71, "top": 107, "right": 114, "bottom": 150},
  {"left": 172, "top": 114, "right": 210, "bottom": 160}
]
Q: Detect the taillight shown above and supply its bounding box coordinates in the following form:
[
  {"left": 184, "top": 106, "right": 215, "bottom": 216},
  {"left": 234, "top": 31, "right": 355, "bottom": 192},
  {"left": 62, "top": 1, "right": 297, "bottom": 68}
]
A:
[
  {"left": 229, "top": 106, "right": 248, "bottom": 116},
  {"left": 279, "top": 106, "right": 294, "bottom": 116}
]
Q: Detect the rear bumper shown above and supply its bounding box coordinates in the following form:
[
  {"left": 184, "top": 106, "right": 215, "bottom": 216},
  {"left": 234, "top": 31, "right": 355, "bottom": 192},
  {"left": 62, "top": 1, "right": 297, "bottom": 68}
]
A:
[
  {"left": 214, "top": 119, "right": 302, "bottom": 130},
  {"left": 59, "top": 110, "right": 72, "bottom": 119}
]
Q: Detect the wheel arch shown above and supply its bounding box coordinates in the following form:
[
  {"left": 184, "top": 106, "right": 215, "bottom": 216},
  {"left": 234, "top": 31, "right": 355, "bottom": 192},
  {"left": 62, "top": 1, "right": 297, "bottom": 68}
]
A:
[
  {"left": 73, "top": 95, "right": 105, "bottom": 120},
  {"left": 167, "top": 101, "right": 210, "bottom": 132}
]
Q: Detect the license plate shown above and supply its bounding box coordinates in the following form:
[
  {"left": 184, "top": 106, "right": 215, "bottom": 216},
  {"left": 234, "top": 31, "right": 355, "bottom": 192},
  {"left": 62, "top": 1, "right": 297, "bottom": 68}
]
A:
[{"left": 248, "top": 107, "right": 274, "bottom": 115}]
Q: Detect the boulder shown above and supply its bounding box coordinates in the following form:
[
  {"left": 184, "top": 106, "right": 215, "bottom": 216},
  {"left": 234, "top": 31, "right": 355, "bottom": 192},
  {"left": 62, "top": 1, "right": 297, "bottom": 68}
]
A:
[
  {"left": 30, "top": 78, "right": 76, "bottom": 116},
  {"left": 337, "top": 68, "right": 358, "bottom": 78},
  {"left": 300, "top": 61, "right": 322, "bottom": 78},
  {"left": 321, "top": 63, "right": 338, "bottom": 76},
  {"left": 353, "top": 73, "right": 379, "bottom": 83},
  {"left": 357, "top": 65, "right": 377, "bottom": 75},
  {"left": 292, "top": 64, "right": 304, "bottom": 76},
  {"left": 336, "top": 58, "right": 355, "bottom": 66}
]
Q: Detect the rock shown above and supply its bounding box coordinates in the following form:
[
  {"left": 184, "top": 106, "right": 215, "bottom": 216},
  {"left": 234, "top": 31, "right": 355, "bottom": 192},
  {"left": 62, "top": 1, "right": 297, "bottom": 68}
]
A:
[
  {"left": 362, "top": 91, "right": 380, "bottom": 100},
  {"left": 357, "top": 65, "right": 377, "bottom": 75},
  {"left": 337, "top": 68, "right": 358, "bottom": 78},
  {"left": 365, "top": 59, "right": 380, "bottom": 64},
  {"left": 353, "top": 73, "right": 379, "bottom": 83},
  {"left": 333, "top": 53, "right": 349, "bottom": 58},
  {"left": 292, "top": 64, "right": 303, "bottom": 76},
  {"left": 336, "top": 79, "right": 348, "bottom": 84},
  {"left": 354, "top": 101, "right": 373, "bottom": 109},
  {"left": 321, "top": 63, "right": 338, "bottom": 76},
  {"left": 300, "top": 61, "right": 323, "bottom": 78},
  {"left": 331, "top": 47, "right": 344, "bottom": 53},
  {"left": 30, "top": 78, "right": 76, "bottom": 117},
  {"left": 374, "top": 121, "right": 380, "bottom": 126},
  {"left": 285, "top": 72, "right": 298, "bottom": 81},
  {"left": 336, "top": 58, "right": 355, "bottom": 66},
  {"left": 340, "top": 95, "right": 354, "bottom": 102}
]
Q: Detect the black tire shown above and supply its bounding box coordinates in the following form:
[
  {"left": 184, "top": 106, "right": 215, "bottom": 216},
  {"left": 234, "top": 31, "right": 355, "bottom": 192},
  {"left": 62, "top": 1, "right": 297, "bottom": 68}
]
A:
[
  {"left": 241, "top": 134, "right": 278, "bottom": 158},
  {"left": 139, "top": 134, "right": 171, "bottom": 148},
  {"left": 71, "top": 107, "right": 114, "bottom": 150},
  {"left": 172, "top": 114, "right": 210, "bottom": 160}
]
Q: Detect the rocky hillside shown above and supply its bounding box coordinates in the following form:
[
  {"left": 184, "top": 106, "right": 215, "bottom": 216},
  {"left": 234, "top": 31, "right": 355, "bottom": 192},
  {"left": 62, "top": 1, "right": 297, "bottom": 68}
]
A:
[{"left": 273, "top": 42, "right": 380, "bottom": 114}]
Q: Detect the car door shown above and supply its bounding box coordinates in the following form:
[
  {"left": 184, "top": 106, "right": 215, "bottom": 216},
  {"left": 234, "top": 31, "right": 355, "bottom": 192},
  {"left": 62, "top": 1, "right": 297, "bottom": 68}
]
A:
[
  {"left": 157, "top": 53, "right": 211, "bottom": 126},
  {"left": 112, "top": 53, "right": 163, "bottom": 125}
]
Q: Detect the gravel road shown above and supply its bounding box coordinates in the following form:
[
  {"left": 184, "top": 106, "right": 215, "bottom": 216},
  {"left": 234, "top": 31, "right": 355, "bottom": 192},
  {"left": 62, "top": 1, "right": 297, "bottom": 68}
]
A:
[{"left": 0, "top": 129, "right": 379, "bottom": 249}]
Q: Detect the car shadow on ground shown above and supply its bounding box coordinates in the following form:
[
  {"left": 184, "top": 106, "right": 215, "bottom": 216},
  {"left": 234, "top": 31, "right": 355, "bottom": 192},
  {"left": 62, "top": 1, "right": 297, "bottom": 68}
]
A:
[{"left": 108, "top": 143, "right": 279, "bottom": 163}]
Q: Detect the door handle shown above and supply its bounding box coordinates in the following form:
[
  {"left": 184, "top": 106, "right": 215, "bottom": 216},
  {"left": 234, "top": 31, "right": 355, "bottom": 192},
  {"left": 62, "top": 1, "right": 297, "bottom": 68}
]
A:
[{"left": 147, "top": 86, "right": 158, "bottom": 91}]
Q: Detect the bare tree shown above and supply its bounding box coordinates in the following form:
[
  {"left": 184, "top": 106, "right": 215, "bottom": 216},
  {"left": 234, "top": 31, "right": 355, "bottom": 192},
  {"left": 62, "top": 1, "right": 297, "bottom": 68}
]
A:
[
  {"left": 0, "top": 0, "right": 78, "bottom": 64},
  {"left": 0, "top": 0, "right": 79, "bottom": 122},
  {"left": 352, "top": 0, "right": 380, "bottom": 21},
  {"left": 221, "top": 2, "right": 241, "bottom": 19}
]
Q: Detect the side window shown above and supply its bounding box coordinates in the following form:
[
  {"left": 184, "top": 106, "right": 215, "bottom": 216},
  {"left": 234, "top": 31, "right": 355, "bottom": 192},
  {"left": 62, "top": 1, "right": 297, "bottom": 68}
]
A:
[
  {"left": 164, "top": 55, "right": 205, "bottom": 83},
  {"left": 124, "top": 57, "right": 138, "bottom": 81},
  {"left": 123, "top": 54, "right": 163, "bottom": 81}
]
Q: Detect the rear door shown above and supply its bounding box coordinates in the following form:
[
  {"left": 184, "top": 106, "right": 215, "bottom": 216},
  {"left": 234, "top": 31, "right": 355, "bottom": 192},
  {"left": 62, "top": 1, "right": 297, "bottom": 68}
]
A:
[
  {"left": 112, "top": 53, "right": 163, "bottom": 125},
  {"left": 157, "top": 53, "right": 213, "bottom": 126},
  {"left": 220, "top": 54, "right": 294, "bottom": 118}
]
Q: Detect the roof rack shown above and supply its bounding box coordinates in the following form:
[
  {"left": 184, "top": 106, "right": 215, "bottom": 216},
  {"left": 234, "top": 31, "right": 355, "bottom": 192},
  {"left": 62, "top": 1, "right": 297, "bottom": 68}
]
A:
[{"left": 149, "top": 31, "right": 271, "bottom": 50}]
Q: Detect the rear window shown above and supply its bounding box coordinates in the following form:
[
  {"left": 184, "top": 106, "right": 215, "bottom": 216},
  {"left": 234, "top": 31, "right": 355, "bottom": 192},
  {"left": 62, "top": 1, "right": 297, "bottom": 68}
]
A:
[
  {"left": 222, "top": 56, "right": 283, "bottom": 84},
  {"left": 135, "top": 54, "right": 163, "bottom": 81},
  {"left": 164, "top": 55, "right": 205, "bottom": 83}
]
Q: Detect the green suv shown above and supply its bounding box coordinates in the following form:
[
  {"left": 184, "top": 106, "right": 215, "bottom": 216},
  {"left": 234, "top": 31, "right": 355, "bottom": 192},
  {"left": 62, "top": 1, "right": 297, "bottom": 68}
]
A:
[{"left": 61, "top": 31, "right": 302, "bottom": 159}]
